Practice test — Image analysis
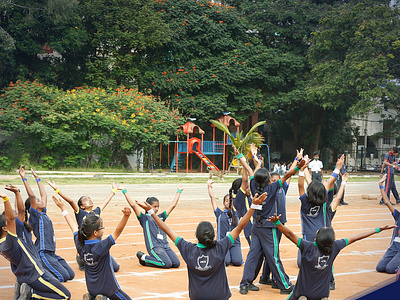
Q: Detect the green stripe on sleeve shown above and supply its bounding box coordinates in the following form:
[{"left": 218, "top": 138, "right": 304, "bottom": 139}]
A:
[
  {"left": 175, "top": 236, "right": 182, "bottom": 246},
  {"left": 228, "top": 234, "right": 234, "bottom": 245},
  {"left": 250, "top": 176, "right": 254, "bottom": 180},
  {"left": 278, "top": 179, "right": 283, "bottom": 187},
  {"left": 297, "top": 238, "right": 301, "bottom": 248},
  {"left": 345, "top": 238, "right": 349, "bottom": 246}
]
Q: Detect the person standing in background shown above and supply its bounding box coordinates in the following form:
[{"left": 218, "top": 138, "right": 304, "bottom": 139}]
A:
[{"left": 308, "top": 151, "right": 324, "bottom": 182}]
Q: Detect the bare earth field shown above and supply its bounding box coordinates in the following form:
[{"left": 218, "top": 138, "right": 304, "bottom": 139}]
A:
[{"left": 1, "top": 179, "right": 398, "bottom": 299}]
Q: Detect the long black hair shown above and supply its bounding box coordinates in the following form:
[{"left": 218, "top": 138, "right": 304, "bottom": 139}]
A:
[
  {"left": 196, "top": 221, "right": 217, "bottom": 248},
  {"left": 306, "top": 180, "right": 328, "bottom": 206},
  {"left": 146, "top": 197, "right": 159, "bottom": 205},
  {"left": 0, "top": 212, "right": 6, "bottom": 234},
  {"left": 23, "top": 199, "right": 33, "bottom": 232},
  {"left": 315, "top": 227, "right": 335, "bottom": 255},
  {"left": 254, "top": 168, "right": 270, "bottom": 195},
  {"left": 78, "top": 214, "right": 102, "bottom": 244},
  {"left": 227, "top": 178, "right": 241, "bottom": 227}
]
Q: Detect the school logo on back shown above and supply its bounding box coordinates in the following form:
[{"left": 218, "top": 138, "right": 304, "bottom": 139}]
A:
[
  {"left": 315, "top": 255, "right": 330, "bottom": 270},
  {"left": 84, "top": 252, "right": 97, "bottom": 266},
  {"left": 195, "top": 255, "right": 211, "bottom": 271},
  {"left": 307, "top": 206, "right": 320, "bottom": 217}
]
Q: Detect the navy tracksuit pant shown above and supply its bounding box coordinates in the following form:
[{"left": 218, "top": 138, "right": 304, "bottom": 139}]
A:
[
  {"left": 240, "top": 225, "right": 291, "bottom": 290},
  {"left": 382, "top": 169, "right": 399, "bottom": 203}
]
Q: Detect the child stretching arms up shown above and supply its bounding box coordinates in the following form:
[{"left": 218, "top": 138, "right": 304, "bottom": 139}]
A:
[
  {"left": 52, "top": 195, "right": 132, "bottom": 300},
  {"left": 267, "top": 213, "right": 394, "bottom": 300},
  {"left": 136, "top": 192, "right": 268, "bottom": 300},
  {"left": 376, "top": 174, "right": 400, "bottom": 274},
  {"left": 0, "top": 192, "right": 70, "bottom": 300},
  {"left": 20, "top": 166, "right": 74, "bottom": 282},
  {"left": 46, "top": 180, "right": 121, "bottom": 271}
]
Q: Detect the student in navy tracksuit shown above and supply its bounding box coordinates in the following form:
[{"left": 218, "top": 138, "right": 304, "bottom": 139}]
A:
[
  {"left": 53, "top": 195, "right": 132, "bottom": 300},
  {"left": 207, "top": 179, "right": 243, "bottom": 266},
  {"left": 376, "top": 174, "right": 400, "bottom": 274},
  {"left": 379, "top": 146, "right": 399, "bottom": 205},
  {"left": 0, "top": 191, "right": 71, "bottom": 300},
  {"left": 20, "top": 166, "right": 74, "bottom": 283},
  {"left": 237, "top": 145, "right": 306, "bottom": 295},
  {"left": 46, "top": 179, "right": 121, "bottom": 272},
  {"left": 267, "top": 213, "right": 394, "bottom": 300},
  {"left": 335, "top": 154, "right": 348, "bottom": 205},
  {"left": 135, "top": 191, "right": 268, "bottom": 300},
  {"left": 123, "top": 187, "right": 182, "bottom": 268}
]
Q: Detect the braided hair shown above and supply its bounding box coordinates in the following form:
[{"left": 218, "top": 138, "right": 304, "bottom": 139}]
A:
[
  {"left": 254, "top": 168, "right": 270, "bottom": 224},
  {"left": 77, "top": 214, "right": 102, "bottom": 245},
  {"left": 227, "top": 178, "right": 241, "bottom": 227},
  {"left": 196, "top": 221, "right": 217, "bottom": 248},
  {"left": 23, "top": 199, "right": 33, "bottom": 232},
  {"left": 315, "top": 227, "right": 335, "bottom": 255}
]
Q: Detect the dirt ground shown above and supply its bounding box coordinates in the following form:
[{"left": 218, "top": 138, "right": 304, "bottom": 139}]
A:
[{"left": 1, "top": 179, "right": 399, "bottom": 299}]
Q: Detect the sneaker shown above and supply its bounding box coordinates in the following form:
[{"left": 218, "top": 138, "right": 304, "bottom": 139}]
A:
[
  {"left": 83, "top": 293, "right": 95, "bottom": 300},
  {"left": 136, "top": 251, "right": 146, "bottom": 266},
  {"left": 77, "top": 254, "right": 85, "bottom": 271},
  {"left": 379, "top": 200, "right": 394, "bottom": 205},
  {"left": 259, "top": 277, "right": 272, "bottom": 285},
  {"left": 95, "top": 295, "right": 107, "bottom": 300},
  {"left": 239, "top": 285, "right": 248, "bottom": 295},
  {"left": 339, "top": 201, "right": 348, "bottom": 205},
  {"left": 248, "top": 283, "right": 259, "bottom": 291},
  {"left": 330, "top": 281, "right": 335, "bottom": 290},
  {"left": 18, "top": 283, "right": 32, "bottom": 300},
  {"left": 280, "top": 284, "right": 294, "bottom": 294},
  {"left": 271, "top": 281, "right": 279, "bottom": 289},
  {"left": 13, "top": 282, "right": 20, "bottom": 300}
]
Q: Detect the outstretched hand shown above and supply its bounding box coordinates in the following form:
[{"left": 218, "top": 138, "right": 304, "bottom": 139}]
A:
[
  {"left": 342, "top": 172, "right": 349, "bottom": 182},
  {"left": 52, "top": 196, "right": 66, "bottom": 211},
  {"left": 296, "top": 148, "right": 304, "bottom": 161},
  {"left": 5, "top": 184, "right": 19, "bottom": 193},
  {"left": 379, "top": 174, "right": 387, "bottom": 186},
  {"left": 19, "top": 165, "right": 25, "bottom": 178},
  {"left": 121, "top": 207, "right": 131, "bottom": 216},
  {"left": 301, "top": 155, "right": 310, "bottom": 171},
  {"left": 336, "top": 155, "right": 345, "bottom": 170},
  {"left": 46, "top": 179, "right": 57, "bottom": 190},
  {"left": 232, "top": 144, "right": 239, "bottom": 156},
  {"left": 297, "top": 156, "right": 306, "bottom": 169},
  {"left": 267, "top": 213, "right": 281, "bottom": 223},
  {"left": 135, "top": 200, "right": 152, "bottom": 211},
  {"left": 207, "top": 179, "right": 215, "bottom": 187},
  {"left": 31, "top": 168, "right": 39, "bottom": 179},
  {"left": 252, "top": 192, "right": 267, "bottom": 205},
  {"left": 379, "top": 224, "right": 396, "bottom": 231}
]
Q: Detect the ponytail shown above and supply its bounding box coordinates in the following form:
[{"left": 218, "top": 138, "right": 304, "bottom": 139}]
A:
[
  {"left": 78, "top": 214, "right": 102, "bottom": 245},
  {"left": 254, "top": 168, "right": 270, "bottom": 195},
  {"left": 227, "top": 191, "right": 238, "bottom": 227},
  {"left": 24, "top": 199, "right": 33, "bottom": 232},
  {"left": 196, "top": 221, "right": 217, "bottom": 248}
]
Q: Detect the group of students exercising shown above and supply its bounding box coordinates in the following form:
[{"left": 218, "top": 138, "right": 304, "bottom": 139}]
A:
[{"left": 0, "top": 145, "right": 398, "bottom": 300}]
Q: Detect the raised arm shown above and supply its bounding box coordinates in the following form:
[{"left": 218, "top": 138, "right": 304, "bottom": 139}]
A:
[
  {"left": 111, "top": 207, "right": 131, "bottom": 242},
  {"left": 250, "top": 144, "right": 262, "bottom": 173},
  {"left": 99, "top": 182, "right": 119, "bottom": 211},
  {"left": 282, "top": 149, "right": 305, "bottom": 185},
  {"left": 234, "top": 145, "right": 254, "bottom": 178},
  {"left": 19, "top": 165, "right": 36, "bottom": 210},
  {"left": 46, "top": 180, "right": 79, "bottom": 213},
  {"left": 165, "top": 186, "right": 183, "bottom": 216},
  {"left": 379, "top": 174, "right": 395, "bottom": 214},
  {"left": 121, "top": 188, "right": 141, "bottom": 216},
  {"left": 5, "top": 184, "right": 24, "bottom": 222},
  {"left": 31, "top": 168, "right": 47, "bottom": 207},
  {"left": 1, "top": 194, "right": 16, "bottom": 234},
  {"left": 241, "top": 165, "right": 249, "bottom": 191},
  {"left": 331, "top": 173, "right": 348, "bottom": 211},
  {"left": 325, "top": 155, "right": 344, "bottom": 191},
  {"left": 346, "top": 224, "right": 395, "bottom": 245},
  {"left": 207, "top": 180, "right": 218, "bottom": 211},
  {"left": 52, "top": 196, "right": 78, "bottom": 233},
  {"left": 229, "top": 192, "right": 267, "bottom": 240},
  {"left": 137, "top": 200, "right": 179, "bottom": 243},
  {"left": 267, "top": 213, "right": 299, "bottom": 245}
]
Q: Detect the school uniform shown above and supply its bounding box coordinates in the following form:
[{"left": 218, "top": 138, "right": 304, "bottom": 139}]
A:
[
  {"left": 288, "top": 238, "right": 348, "bottom": 300},
  {"left": 336, "top": 165, "right": 346, "bottom": 203},
  {"left": 381, "top": 152, "right": 399, "bottom": 204},
  {"left": 297, "top": 190, "right": 333, "bottom": 267},
  {"left": 74, "top": 233, "right": 131, "bottom": 299},
  {"left": 309, "top": 159, "right": 323, "bottom": 182},
  {"left": 29, "top": 207, "right": 75, "bottom": 282},
  {"left": 233, "top": 189, "right": 253, "bottom": 245},
  {"left": 0, "top": 231, "right": 70, "bottom": 299},
  {"left": 75, "top": 207, "right": 120, "bottom": 272},
  {"left": 376, "top": 209, "right": 400, "bottom": 273},
  {"left": 214, "top": 207, "right": 243, "bottom": 266},
  {"left": 137, "top": 211, "right": 180, "bottom": 268},
  {"left": 240, "top": 179, "right": 292, "bottom": 291},
  {"left": 175, "top": 234, "right": 234, "bottom": 300}
]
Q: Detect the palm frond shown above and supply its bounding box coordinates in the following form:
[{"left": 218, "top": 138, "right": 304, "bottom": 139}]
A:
[{"left": 210, "top": 120, "right": 238, "bottom": 147}]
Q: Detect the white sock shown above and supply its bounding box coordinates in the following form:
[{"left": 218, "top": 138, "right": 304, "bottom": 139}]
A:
[{"left": 141, "top": 254, "right": 147, "bottom": 261}]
